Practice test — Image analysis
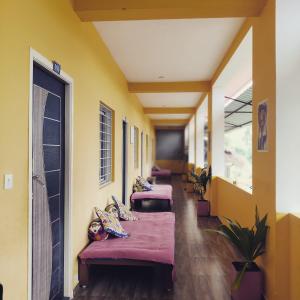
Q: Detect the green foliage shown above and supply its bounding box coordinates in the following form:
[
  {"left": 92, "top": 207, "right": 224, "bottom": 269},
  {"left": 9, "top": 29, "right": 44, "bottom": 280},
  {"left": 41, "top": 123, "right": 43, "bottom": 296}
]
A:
[{"left": 207, "top": 207, "right": 268, "bottom": 289}]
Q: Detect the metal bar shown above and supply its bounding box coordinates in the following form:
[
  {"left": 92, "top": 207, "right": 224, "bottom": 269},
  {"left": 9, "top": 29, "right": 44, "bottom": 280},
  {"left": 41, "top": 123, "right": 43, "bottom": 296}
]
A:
[
  {"left": 225, "top": 121, "right": 241, "bottom": 128},
  {"left": 225, "top": 96, "right": 252, "bottom": 106},
  {"left": 225, "top": 111, "right": 252, "bottom": 114},
  {"left": 225, "top": 120, "right": 252, "bottom": 132},
  {"left": 239, "top": 120, "right": 252, "bottom": 127},
  {"left": 225, "top": 102, "right": 252, "bottom": 119}
]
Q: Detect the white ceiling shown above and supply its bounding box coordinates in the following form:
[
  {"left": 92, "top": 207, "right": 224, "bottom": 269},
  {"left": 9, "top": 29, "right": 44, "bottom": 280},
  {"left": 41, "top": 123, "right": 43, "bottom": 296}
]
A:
[
  {"left": 94, "top": 18, "right": 245, "bottom": 82},
  {"left": 148, "top": 113, "right": 191, "bottom": 120},
  {"left": 94, "top": 18, "right": 245, "bottom": 123},
  {"left": 137, "top": 92, "right": 201, "bottom": 107}
]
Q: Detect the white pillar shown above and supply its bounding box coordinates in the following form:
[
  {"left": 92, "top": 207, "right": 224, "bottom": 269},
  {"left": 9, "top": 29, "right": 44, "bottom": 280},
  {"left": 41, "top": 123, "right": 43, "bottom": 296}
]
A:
[
  {"left": 276, "top": 0, "right": 300, "bottom": 213},
  {"left": 196, "top": 97, "right": 208, "bottom": 168},
  {"left": 188, "top": 116, "right": 195, "bottom": 164},
  {"left": 211, "top": 86, "right": 225, "bottom": 176}
]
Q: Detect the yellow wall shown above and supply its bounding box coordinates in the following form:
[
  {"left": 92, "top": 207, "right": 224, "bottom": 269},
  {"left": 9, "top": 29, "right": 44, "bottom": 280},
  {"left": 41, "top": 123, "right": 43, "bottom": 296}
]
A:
[
  {"left": 289, "top": 214, "right": 300, "bottom": 299},
  {"left": 0, "top": 0, "right": 154, "bottom": 299},
  {"left": 208, "top": 0, "right": 277, "bottom": 298},
  {"left": 276, "top": 214, "right": 300, "bottom": 300},
  {"left": 276, "top": 214, "right": 291, "bottom": 300}
]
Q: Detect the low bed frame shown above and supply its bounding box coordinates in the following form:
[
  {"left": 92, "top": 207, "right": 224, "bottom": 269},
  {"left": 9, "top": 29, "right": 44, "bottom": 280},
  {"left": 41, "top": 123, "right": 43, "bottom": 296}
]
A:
[
  {"left": 78, "top": 256, "right": 173, "bottom": 291},
  {"left": 130, "top": 184, "right": 173, "bottom": 212},
  {"left": 77, "top": 212, "right": 175, "bottom": 291},
  {"left": 131, "top": 198, "right": 172, "bottom": 211}
]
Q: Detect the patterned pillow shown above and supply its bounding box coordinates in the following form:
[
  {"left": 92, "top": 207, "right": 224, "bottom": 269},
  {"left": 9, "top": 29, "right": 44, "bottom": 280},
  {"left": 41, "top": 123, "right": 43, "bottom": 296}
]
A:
[
  {"left": 88, "top": 218, "right": 109, "bottom": 241},
  {"left": 105, "top": 203, "right": 119, "bottom": 219},
  {"left": 142, "top": 181, "right": 152, "bottom": 191},
  {"left": 152, "top": 165, "right": 161, "bottom": 171},
  {"left": 133, "top": 183, "right": 143, "bottom": 192},
  {"left": 94, "top": 207, "right": 128, "bottom": 238},
  {"left": 147, "top": 177, "right": 155, "bottom": 184},
  {"left": 112, "top": 196, "right": 138, "bottom": 221},
  {"left": 136, "top": 176, "right": 146, "bottom": 184},
  {"left": 136, "top": 176, "right": 153, "bottom": 191}
]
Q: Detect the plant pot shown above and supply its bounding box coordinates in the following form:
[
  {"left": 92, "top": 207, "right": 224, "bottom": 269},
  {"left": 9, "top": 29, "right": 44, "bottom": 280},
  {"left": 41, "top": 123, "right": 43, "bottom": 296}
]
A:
[
  {"left": 197, "top": 200, "right": 210, "bottom": 216},
  {"left": 230, "top": 262, "right": 263, "bottom": 300},
  {"left": 185, "top": 182, "right": 194, "bottom": 193}
]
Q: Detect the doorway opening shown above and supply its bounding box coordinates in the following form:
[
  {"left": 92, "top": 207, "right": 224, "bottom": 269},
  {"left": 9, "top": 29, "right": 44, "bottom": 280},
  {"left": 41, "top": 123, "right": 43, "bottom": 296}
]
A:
[{"left": 28, "top": 49, "right": 73, "bottom": 299}]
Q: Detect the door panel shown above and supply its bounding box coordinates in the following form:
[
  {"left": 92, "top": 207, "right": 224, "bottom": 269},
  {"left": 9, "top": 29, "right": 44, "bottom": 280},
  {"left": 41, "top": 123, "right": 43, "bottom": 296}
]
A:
[
  {"left": 32, "top": 86, "right": 53, "bottom": 300},
  {"left": 32, "top": 65, "right": 65, "bottom": 300}
]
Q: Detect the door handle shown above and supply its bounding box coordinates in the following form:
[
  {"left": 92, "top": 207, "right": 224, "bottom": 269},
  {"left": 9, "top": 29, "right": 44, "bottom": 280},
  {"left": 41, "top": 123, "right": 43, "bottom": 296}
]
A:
[{"left": 32, "top": 174, "right": 45, "bottom": 187}]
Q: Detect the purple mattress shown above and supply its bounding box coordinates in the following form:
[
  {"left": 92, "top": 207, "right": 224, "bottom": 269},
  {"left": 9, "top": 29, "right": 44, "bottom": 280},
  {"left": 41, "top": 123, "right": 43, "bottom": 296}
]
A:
[
  {"left": 131, "top": 184, "right": 173, "bottom": 205},
  {"left": 151, "top": 169, "right": 172, "bottom": 177},
  {"left": 79, "top": 212, "right": 175, "bottom": 266}
]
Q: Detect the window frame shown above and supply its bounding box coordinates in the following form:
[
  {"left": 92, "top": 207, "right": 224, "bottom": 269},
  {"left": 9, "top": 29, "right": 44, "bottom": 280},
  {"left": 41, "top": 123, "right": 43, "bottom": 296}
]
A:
[{"left": 99, "top": 101, "right": 114, "bottom": 187}]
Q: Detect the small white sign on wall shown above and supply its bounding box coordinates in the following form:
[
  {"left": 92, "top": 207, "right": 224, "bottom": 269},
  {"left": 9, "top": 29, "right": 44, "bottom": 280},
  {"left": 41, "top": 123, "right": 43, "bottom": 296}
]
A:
[{"left": 130, "top": 126, "right": 135, "bottom": 144}]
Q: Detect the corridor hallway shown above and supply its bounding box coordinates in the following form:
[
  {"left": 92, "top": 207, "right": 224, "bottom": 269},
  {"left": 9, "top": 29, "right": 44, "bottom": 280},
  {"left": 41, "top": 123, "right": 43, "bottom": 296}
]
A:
[{"left": 74, "top": 176, "right": 240, "bottom": 300}]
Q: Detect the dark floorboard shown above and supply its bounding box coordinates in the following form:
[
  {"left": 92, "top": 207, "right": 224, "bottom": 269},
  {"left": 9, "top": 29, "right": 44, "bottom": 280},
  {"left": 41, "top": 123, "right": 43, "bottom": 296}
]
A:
[{"left": 73, "top": 176, "right": 240, "bottom": 300}]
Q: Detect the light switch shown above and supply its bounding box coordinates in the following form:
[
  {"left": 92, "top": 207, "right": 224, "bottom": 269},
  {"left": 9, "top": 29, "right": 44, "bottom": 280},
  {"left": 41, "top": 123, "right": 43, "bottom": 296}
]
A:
[{"left": 4, "top": 174, "right": 13, "bottom": 190}]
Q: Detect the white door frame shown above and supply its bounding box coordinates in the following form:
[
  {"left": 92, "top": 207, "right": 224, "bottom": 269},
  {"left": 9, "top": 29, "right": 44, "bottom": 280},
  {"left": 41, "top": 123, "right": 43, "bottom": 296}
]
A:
[{"left": 28, "top": 48, "right": 74, "bottom": 299}]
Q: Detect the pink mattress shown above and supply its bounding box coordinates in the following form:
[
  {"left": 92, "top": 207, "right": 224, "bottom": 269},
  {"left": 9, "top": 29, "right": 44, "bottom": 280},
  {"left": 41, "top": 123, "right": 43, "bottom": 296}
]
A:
[
  {"left": 131, "top": 184, "right": 173, "bottom": 205},
  {"left": 79, "top": 212, "right": 175, "bottom": 266},
  {"left": 151, "top": 169, "right": 172, "bottom": 177}
]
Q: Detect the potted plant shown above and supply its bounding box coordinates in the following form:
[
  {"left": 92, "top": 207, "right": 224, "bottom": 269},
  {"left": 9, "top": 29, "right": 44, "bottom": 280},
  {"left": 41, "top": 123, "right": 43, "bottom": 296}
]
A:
[
  {"left": 208, "top": 207, "right": 268, "bottom": 300},
  {"left": 191, "top": 166, "right": 211, "bottom": 216}
]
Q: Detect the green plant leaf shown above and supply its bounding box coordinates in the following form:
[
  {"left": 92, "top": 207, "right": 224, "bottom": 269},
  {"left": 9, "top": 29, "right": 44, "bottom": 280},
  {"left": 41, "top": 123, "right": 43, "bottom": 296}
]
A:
[{"left": 232, "top": 262, "right": 249, "bottom": 290}]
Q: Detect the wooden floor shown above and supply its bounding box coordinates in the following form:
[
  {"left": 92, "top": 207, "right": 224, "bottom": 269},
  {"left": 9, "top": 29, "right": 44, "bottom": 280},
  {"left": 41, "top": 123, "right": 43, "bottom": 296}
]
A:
[{"left": 74, "top": 176, "right": 240, "bottom": 300}]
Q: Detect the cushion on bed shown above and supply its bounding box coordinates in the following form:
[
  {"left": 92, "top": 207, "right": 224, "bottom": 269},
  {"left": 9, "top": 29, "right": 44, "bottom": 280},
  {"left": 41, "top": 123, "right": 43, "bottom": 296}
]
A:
[
  {"left": 112, "top": 196, "right": 138, "bottom": 221},
  {"left": 104, "top": 204, "right": 119, "bottom": 219},
  {"left": 133, "top": 183, "right": 143, "bottom": 192},
  {"left": 79, "top": 212, "right": 175, "bottom": 266},
  {"left": 152, "top": 165, "right": 161, "bottom": 171},
  {"left": 136, "top": 176, "right": 153, "bottom": 191},
  {"left": 88, "top": 218, "right": 109, "bottom": 241},
  {"left": 95, "top": 207, "right": 129, "bottom": 238}
]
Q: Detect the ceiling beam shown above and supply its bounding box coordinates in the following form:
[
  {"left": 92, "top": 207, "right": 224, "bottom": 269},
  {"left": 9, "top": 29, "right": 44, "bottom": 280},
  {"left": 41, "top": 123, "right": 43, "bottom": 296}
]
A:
[
  {"left": 144, "top": 107, "right": 195, "bottom": 114},
  {"left": 73, "top": 0, "right": 267, "bottom": 21},
  {"left": 151, "top": 119, "right": 189, "bottom": 125},
  {"left": 195, "top": 93, "right": 208, "bottom": 110},
  {"left": 128, "top": 81, "right": 210, "bottom": 93}
]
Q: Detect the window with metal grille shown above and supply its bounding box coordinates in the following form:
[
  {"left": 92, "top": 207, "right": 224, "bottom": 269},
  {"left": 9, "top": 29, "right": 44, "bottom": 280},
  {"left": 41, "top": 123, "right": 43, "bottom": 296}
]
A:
[
  {"left": 100, "top": 103, "right": 113, "bottom": 185},
  {"left": 134, "top": 126, "right": 139, "bottom": 169}
]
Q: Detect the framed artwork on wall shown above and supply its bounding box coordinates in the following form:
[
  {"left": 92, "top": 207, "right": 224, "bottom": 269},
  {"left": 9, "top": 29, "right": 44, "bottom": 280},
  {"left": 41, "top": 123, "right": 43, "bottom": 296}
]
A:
[{"left": 257, "top": 100, "right": 268, "bottom": 152}]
